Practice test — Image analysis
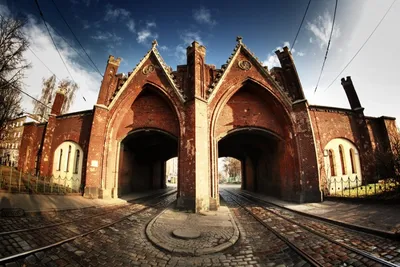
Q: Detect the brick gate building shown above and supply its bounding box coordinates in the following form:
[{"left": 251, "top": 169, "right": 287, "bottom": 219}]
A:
[{"left": 18, "top": 38, "right": 397, "bottom": 212}]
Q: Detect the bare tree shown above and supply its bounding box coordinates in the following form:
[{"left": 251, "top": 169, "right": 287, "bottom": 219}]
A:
[
  {"left": 375, "top": 128, "right": 400, "bottom": 184},
  {"left": 58, "top": 78, "right": 78, "bottom": 114},
  {"left": 33, "top": 76, "right": 78, "bottom": 119},
  {"left": 0, "top": 14, "right": 30, "bottom": 137},
  {"left": 33, "top": 75, "right": 56, "bottom": 122}
]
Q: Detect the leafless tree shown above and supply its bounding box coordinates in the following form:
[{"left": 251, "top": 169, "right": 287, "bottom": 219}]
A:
[
  {"left": 0, "top": 14, "right": 30, "bottom": 138},
  {"left": 33, "top": 75, "right": 56, "bottom": 122},
  {"left": 32, "top": 75, "right": 78, "bottom": 119},
  {"left": 223, "top": 157, "right": 241, "bottom": 181}
]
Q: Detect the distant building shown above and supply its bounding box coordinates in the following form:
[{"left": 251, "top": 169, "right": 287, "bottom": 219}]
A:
[{"left": 0, "top": 113, "right": 39, "bottom": 167}]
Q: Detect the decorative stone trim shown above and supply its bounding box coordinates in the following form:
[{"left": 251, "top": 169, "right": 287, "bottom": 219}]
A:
[
  {"left": 238, "top": 60, "right": 251, "bottom": 70},
  {"left": 142, "top": 64, "right": 155, "bottom": 75}
]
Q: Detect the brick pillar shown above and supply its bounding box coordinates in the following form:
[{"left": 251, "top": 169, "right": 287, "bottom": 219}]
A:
[
  {"left": 341, "top": 77, "right": 375, "bottom": 183},
  {"left": 275, "top": 47, "right": 305, "bottom": 101},
  {"left": 292, "top": 100, "right": 322, "bottom": 203},
  {"left": 84, "top": 55, "right": 120, "bottom": 199},
  {"left": 39, "top": 90, "right": 65, "bottom": 176},
  {"left": 177, "top": 41, "right": 210, "bottom": 212}
]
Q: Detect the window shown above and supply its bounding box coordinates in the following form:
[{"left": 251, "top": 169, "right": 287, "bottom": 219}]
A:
[
  {"left": 350, "top": 148, "right": 357, "bottom": 174},
  {"left": 18, "top": 132, "right": 21, "bottom": 138},
  {"left": 57, "top": 149, "right": 63, "bottom": 171},
  {"left": 329, "top": 149, "right": 336, "bottom": 176},
  {"left": 74, "top": 150, "right": 80, "bottom": 174},
  {"left": 65, "top": 145, "right": 72, "bottom": 172},
  {"left": 339, "top": 145, "right": 347, "bottom": 175}
]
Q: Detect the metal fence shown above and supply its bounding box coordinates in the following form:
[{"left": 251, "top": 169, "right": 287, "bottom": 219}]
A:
[
  {"left": 325, "top": 175, "right": 399, "bottom": 198},
  {"left": 0, "top": 166, "right": 83, "bottom": 194}
]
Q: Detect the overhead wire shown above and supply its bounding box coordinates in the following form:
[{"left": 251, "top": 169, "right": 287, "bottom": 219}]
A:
[
  {"left": 50, "top": 0, "right": 103, "bottom": 77},
  {"left": 314, "top": 0, "right": 338, "bottom": 94},
  {"left": 34, "top": 0, "right": 86, "bottom": 102},
  {"left": 324, "top": 0, "right": 397, "bottom": 92},
  {"left": 291, "top": 0, "right": 312, "bottom": 51}
]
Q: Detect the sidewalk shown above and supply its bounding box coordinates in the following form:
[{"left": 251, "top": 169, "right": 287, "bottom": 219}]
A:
[
  {"left": 241, "top": 189, "right": 400, "bottom": 236},
  {"left": 0, "top": 187, "right": 174, "bottom": 214}
]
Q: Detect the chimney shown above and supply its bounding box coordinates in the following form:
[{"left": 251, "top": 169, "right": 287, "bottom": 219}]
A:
[
  {"left": 51, "top": 89, "right": 65, "bottom": 116},
  {"left": 97, "top": 55, "right": 121, "bottom": 106},
  {"left": 186, "top": 41, "right": 207, "bottom": 99},
  {"left": 341, "top": 76, "right": 363, "bottom": 111}
]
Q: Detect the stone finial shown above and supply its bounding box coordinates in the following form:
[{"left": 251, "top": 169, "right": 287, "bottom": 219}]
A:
[
  {"left": 236, "top": 36, "right": 243, "bottom": 44},
  {"left": 152, "top": 40, "right": 158, "bottom": 49},
  {"left": 108, "top": 55, "right": 121, "bottom": 66}
]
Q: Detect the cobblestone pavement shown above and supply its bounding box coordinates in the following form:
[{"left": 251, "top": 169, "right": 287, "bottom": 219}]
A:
[
  {"left": 1, "top": 193, "right": 309, "bottom": 267},
  {"left": 0, "top": 192, "right": 175, "bottom": 261},
  {"left": 224, "top": 189, "right": 400, "bottom": 267},
  {"left": 1, "top": 189, "right": 399, "bottom": 266},
  {"left": 237, "top": 190, "right": 400, "bottom": 265},
  {"left": 147, "top": 205, "right": 238, "bottom": 255}
]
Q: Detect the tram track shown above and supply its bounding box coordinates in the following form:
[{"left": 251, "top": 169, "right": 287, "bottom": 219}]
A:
[
  {"left": 0, "top": 190, "right": 177, "bottom": 264},
  {"left": 222, "top": 189, "right": 399, "bottom": 267}
]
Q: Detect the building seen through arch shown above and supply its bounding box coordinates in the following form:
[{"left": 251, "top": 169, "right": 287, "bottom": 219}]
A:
[{"left": 17, "top": 38, "right": 398, "bottom": 212}]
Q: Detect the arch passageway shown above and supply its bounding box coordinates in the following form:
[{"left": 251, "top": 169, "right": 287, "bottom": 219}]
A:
[
  {"left": 218, "top": 128, "right": 283, "bottom": 197},
  {"left": 118, "top": 129, "right": 178, "bottom": 196}
]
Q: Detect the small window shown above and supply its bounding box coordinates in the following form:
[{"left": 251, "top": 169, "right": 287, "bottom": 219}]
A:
[
  {"left": 329, "top": 149, "right": 336, "bottom": 176},
  {"left": 57, "top": 149, "right": 63, "bottom": 171},
  {"left": 73, "top": 150, "right": 80, "bottom": 174},
  {"left": 339, "top": 145, "right": 347, "bottom": 175},
  {"left": 65, "top": 145, "right": 72, "bottom": 172},
  {"left": 350, "top": 148, "right": 357, "bottom": 174}
]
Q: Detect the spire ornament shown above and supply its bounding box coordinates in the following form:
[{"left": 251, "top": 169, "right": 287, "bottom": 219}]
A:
[{"left": 152, "top": 40, "right": 158, "bottom": 49}]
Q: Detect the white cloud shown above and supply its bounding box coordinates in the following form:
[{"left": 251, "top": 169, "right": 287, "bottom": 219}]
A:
[
  {"left": 147, "top": 22, "right": 156, "bottom": 28},
  {"left": 193, "top": 7, "right": 216, "bottom": 26},
  {"left": 296, "top": 51, "right": 305, "bottom": 56},
  {"left": 309, "top": 37, "right": 313, "bottom": 43},
  {"left": 104, "top": 4, "right": 130, "bottom": 21},
  {"left": 307, "top": 11, "right": 341, "bottom": 49},
  {"left": 262, "top": 54, "right": 280, "bottom": 69},
  {"left": 174, "top": 44, "right": 186, "bottom": 64},
  {"left": 127, "top": 19, "right": 135, "bottom": 33},
  {"left": 18, "top": 15, "right": 101, "bottom": 115},
  {"left": 137, "top": 29, "right": 158, "bottom": 44},
  {"left": 159, "top": 45, "right": 169, "bottom": 51},
  {"left": 91, "top": 31, "right": 122, "bottom": 44},
  {"left": 180, "top": 31, "right": 203, "bottom": 45}
]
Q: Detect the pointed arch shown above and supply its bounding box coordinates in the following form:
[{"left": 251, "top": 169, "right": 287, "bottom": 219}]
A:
[
  {"left": 339, "top": 144, "right": 347, "bottom": 175},
  {"left": 328, "top": 149, "right": 336, "bottom": 176}
]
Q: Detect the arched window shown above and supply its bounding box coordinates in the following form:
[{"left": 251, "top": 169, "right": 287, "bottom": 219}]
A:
[
  {"left": 57, "top": 149, "right": 63, "bottom": 171},
  {"left": 339, "top": 145, "right": 347, "bottom": 175},
  {"left": 65, "top": 145, "right": 71, "bottom": 172},
  {"left": 350, "top": 148, "right": 357, "bottom": 174},
  {"left": 74, "top": 149, "right": 80, "bottom": 174},
  {"left": 329, "top": 149, "right": 336, "bottom": 176}
]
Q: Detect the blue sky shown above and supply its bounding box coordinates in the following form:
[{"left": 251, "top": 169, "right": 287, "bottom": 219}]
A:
[{"left": 1, "top": 0, "right": 400, "bottom": 122}]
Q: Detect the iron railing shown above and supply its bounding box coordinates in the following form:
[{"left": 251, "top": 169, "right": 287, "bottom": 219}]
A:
[
  {"left": 325, "top": 175, "right": 399, "bottom": 198},
  {"left": 0, "top": 166, "right": 83, "bottom": 194}
]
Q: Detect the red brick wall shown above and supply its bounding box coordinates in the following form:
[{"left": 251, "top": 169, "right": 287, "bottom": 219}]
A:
[{"left": 18, "top": 123, "right": 46, "bottom": 173}]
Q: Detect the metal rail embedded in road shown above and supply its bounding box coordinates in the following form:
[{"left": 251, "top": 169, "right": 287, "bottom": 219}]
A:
[
  {"left": 0, "top": 190, "right": 177, "bottom": 264},
  {"left": 222, "top": 189, "right": 399, "bottom": 267}
]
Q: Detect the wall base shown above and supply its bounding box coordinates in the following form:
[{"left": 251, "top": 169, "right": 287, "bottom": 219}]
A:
[
  {"left": 176, "top": 196, "right": 195, "bottom": 212},
  {"left": 83, "top": 186, "right": 99, "bottom": 199},
  {"left": 299, "top": 189, "right": 323, "bottom": 203},
  {"left": 99, "top": 188, "right": 112, "bottom": 199}
]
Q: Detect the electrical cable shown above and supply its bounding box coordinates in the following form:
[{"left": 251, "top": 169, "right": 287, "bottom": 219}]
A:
[
  {"left": 314, "top": 0, "right": 338, "bottom": 93},
  {"left": 324, "top": 0, "right": 397, "bottom": 92},
  {"left": 291, "top": 0, "right": 312, "bottom": 51}
]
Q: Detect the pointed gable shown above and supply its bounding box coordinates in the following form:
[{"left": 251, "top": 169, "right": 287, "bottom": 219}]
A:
[
  {"left": 207, "top": 37, "right": 291, "bottom": 106},
  {"left": 108, "top": 41, "right": 185, "bottom": 110}
]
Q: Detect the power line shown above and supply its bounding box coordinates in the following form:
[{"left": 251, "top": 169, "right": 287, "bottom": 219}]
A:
[
  {"left": 0, "top": 76, "right": 53, "bottom": 112},
  {"left": 34, "top": 1, "right": 75, "bottom": 87},
  {"left": 50, "top": 0, "right": 103, "bottom": 77},
  {"left": 324, "top": 0, "right": 397, "bottom": 92},
  {"left": 314, "top": 0, "right": 338, "bottom": 93},
  {"left": 291, "top": 0, "right": 312, "bottom": 51},
  {"left": 34, "top": 0, "right": 86, "bottom": 102}
]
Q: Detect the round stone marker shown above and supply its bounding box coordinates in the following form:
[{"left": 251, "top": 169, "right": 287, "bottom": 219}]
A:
[{"left": 172, "top": 229, "right": 201, "bottom": 239}]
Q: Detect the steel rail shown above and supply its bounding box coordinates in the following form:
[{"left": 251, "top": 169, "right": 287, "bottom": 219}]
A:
[
  {"left": 0, "top": 190, "right": 177, "bottom": 264},
  {"left": 227, "top": 189, "right": 399, "bottom": 267},
  {"left": 221, "top": 190, "right": 322, "bottom": 267},
  {"left": 0, "top": 189, "right": 176, "bottom": 236}
]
